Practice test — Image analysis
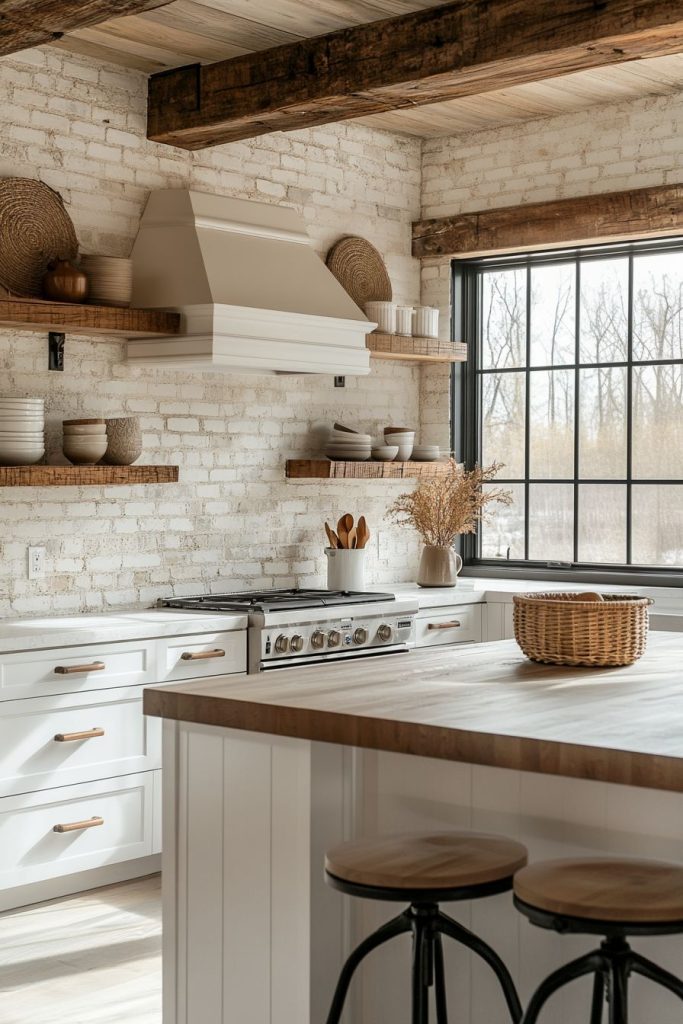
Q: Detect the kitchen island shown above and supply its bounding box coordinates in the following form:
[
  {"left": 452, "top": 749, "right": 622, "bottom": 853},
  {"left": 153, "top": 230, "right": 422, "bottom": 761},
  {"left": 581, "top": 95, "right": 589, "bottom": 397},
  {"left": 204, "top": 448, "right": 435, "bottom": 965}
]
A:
[{"left": 144, "top": 634, "right": 683, "bottom": 1024}]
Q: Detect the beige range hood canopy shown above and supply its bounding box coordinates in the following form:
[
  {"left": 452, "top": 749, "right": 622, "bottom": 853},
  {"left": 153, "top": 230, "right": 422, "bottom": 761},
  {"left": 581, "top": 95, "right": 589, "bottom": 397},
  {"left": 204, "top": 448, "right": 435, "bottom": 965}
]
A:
[{"left": 127, "top": 190, "right": 372, "bottom": 375}]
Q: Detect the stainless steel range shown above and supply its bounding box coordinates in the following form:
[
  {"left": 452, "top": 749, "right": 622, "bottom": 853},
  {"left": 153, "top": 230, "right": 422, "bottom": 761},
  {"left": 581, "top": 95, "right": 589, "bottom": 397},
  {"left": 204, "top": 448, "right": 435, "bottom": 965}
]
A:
[{"left": 160, "top": 589, "right": 417, "bottom": 673}]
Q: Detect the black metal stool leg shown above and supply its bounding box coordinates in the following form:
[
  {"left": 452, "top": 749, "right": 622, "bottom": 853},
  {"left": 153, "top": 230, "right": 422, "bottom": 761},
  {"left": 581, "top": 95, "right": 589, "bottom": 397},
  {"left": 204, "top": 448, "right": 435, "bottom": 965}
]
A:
[
  {"left": 590, "top": 969, "right": 605, "bottom": 1024},
  {"left": 607, "top": 954, "right": 629, "bottom": 1024},
  {"left": 412, "top": 914, "right": 430, "bottom": 1024},
  {"left": 520, "top": 952, "right": 606, "bottom": 1024},
  {"left": 325, "top": 909, "right": 412, "bottom": 1024},
  {"left": 433, "top": 932, "right": 449, "bottom": 1024},
  {"left": 629, "top": 951, "right": 683, "bottom": 1004},
  {"left": 436, "top": 910, "right": 523, "bottom": 1022}
]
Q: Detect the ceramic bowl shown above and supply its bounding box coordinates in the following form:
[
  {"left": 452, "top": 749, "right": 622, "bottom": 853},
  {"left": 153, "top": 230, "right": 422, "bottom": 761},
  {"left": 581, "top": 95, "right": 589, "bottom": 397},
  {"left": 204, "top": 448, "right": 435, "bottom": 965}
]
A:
[
  {"left": 63, "top": 436, "right": 108, "bottom": 465},
  {"left": 371, "top": 446, "right": 399, "bottom": 462},
  {"left": 0, "top": 432, "right": 45, "bottom": 440},
  {"left": 384, "top": 431, "right": 414, "bottom": 460},
  {"left": 0, "top": 449, "right": 44, "bottom": 466},
  {"left": 63, "top": 426, "right": 107, "bottom": 437}
]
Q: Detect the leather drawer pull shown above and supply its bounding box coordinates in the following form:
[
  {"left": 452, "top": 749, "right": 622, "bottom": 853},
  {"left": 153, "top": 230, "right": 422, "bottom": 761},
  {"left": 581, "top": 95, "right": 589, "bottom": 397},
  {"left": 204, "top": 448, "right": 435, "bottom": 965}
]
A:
[
  {"left": 54, "top": 728, "right": 105, "bottom": 743},
  {"left": 54, "top": 661, "right": 106, "bottom": 675},
  {"left": 427, "top": 621, "right": 462, "bottom": 630},
  {"left": 53, "top": 816, "right": 104, "bottom": 834},
  {"left": 180, "top": 648, "right": 226, "bottom": 661}
]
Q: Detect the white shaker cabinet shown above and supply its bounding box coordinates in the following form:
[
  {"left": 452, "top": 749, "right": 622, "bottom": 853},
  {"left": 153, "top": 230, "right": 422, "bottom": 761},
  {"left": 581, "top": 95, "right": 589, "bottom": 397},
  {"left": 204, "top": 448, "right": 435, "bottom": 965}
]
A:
[{"left": 0, "top": 621, "right": 247, "bottom": 911}]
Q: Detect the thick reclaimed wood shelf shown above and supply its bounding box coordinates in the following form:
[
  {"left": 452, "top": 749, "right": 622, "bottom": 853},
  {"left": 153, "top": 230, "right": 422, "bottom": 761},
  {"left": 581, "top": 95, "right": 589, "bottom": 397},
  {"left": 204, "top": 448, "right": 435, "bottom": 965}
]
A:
[
  {"left": 367, "top": 332, "right": 467, "bottom": 363},
  {"left": 286, "top": 459, "right": 449, "bottom": 480},
  {"left": 0, "top": 297, "right": 181, "bottom": 338},
  {"left": 0, "top": 465, "right": 179, "bottom": 487}
]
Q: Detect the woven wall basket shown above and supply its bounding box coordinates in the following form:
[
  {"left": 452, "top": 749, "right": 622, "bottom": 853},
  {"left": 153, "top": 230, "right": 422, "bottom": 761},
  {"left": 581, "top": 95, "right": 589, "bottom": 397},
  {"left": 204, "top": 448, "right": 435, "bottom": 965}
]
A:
[
  {"left": 513, "top": 592, "right": 654, "bottom": 668},
  {"left": 326, "top": 236, "right": 392, "bottom": 309},
  {"left": 0, "top": 178, "right": 78, "bottom": 297}
]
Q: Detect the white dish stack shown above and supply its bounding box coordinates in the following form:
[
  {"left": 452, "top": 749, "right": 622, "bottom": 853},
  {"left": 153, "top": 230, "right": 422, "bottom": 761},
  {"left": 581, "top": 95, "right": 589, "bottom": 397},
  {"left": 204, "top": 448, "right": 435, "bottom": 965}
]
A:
[
  {"left": 325, "top": 427, "right": 372, "bottom": 461},
  {"left": 0, "top": 398, "right": 45, "bottom": 465}
]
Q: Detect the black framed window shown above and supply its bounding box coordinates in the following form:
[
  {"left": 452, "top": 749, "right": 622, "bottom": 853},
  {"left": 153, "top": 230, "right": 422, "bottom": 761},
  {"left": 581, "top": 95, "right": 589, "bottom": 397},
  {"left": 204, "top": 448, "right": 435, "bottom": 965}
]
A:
[{"left": 454, "top": 238, "right": 683, "bottom": 576}]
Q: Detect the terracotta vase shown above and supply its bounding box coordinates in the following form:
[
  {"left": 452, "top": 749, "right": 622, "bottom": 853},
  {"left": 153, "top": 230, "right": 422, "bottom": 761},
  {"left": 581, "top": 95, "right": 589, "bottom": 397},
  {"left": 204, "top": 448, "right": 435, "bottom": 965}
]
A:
[
  {"left": 416, "top": 545, "right": 463, "bottom": 588},
  {"left": 43, "top": 259, "right": 89, "bottom": 303}
]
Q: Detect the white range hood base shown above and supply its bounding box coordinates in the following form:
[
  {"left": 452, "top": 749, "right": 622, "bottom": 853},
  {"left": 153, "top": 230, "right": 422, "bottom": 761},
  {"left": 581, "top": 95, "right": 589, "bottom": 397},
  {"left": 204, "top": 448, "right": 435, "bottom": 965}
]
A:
[{"left": 126, "top": 303, "right": 371, "bottom": 374}]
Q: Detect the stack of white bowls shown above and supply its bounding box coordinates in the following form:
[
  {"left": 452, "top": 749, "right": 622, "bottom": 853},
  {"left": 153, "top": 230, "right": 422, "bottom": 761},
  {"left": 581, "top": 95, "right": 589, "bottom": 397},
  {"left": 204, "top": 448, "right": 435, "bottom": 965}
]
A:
[
  {"left": 411, "top": 444, "right": 441, "bottom": 462},
  {"left": 325, "top": 427, "right": 372, "bottom": 461},
  {"left": 62, "top": 419, "right": 108, "bottom": 465},
  {"left": 0, "top": 397, "right": 45, "bottom": 465},
  {"left": 384, "top": 427, "right": 415, "bottom": 461}
]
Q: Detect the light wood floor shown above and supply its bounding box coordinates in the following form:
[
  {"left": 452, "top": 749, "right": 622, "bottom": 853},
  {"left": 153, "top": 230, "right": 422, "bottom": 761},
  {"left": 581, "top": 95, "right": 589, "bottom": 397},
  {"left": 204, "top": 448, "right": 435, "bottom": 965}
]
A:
[{"left": 0, "top": 875, "right": 161, "bottom": 1024}]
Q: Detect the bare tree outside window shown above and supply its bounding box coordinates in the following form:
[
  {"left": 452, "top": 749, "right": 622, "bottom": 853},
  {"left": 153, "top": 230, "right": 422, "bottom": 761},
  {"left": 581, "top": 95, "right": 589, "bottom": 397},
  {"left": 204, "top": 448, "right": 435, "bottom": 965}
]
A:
[{"left": 460, "top": 242, "right": 683, "bottom": 571}]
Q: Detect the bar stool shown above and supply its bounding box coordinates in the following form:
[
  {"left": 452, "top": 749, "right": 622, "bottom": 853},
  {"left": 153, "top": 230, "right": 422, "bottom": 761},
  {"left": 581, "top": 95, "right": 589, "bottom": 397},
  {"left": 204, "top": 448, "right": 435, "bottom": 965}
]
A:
[
  {"left": 513, "top": 857, "right": 683, "bottom": 1022},
  {"left": 324, "top": 830, "right": 528, "bottom": 1024}
]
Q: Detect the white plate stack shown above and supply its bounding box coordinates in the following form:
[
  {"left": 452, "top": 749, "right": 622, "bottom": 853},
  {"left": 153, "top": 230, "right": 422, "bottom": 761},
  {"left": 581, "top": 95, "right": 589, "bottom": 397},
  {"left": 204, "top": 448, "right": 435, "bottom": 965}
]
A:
[
  {"left": 80, "top": 256, "right": 133, "bottom": 307},
  {"left": 0, "top": 398, "right": 45, "bottom": 465},
  {"left": 325, "top": 427, "right": 372, "bottom": 461}
]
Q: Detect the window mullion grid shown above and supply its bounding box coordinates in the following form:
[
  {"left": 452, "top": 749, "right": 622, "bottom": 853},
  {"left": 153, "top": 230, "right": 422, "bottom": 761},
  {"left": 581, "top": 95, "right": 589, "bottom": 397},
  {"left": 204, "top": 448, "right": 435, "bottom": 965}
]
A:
[
  {"left": 626, "top": 254, "right": 634, "bottom": 565},
  {"left": 573, "top": 260, "right": 581, "bottom": 564},
  {"left": 524, "top": 265, "right": 531, "bottom": 561}
]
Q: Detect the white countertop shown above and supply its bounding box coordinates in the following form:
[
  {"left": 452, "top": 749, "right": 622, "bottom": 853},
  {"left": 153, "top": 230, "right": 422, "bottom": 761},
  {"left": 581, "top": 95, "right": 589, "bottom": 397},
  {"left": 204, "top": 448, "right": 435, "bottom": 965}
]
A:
[
  {"left": 0, "top": 609, "right": 248, "bottom": 654},
  {"left": 0, "top": 576, "right": 679, "bottom": 653},
  {"left": 389, "top": 578, "right": 683, "bottom": 616}
]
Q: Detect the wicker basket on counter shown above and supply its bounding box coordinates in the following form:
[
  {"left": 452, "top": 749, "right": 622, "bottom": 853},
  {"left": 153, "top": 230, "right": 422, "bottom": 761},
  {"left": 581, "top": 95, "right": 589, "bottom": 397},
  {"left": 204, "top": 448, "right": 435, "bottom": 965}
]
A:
[{"left": 513, "top": 592, "right": 654, "bottom": 668}]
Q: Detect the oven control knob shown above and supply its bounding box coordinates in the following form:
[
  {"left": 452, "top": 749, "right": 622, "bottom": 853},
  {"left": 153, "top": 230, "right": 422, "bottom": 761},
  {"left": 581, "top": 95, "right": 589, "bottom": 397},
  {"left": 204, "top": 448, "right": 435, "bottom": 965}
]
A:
[
  {"left": 274, "top": 634, "right": 290, "bottom": 654},
  {"left": 327, "top": 630, "right": 342, "bottom": 648},
  {"left": 310, "top": 630, "right": 325, "bottom": 650},
  {"left": 353, "top": 627, "right": 368, "bottom": 645},
  {"left": 290, "top": 634, "right": 305, "bottom": 653},
  {"left": 377, "top": 624, "right": 393, "bottom": 642}
]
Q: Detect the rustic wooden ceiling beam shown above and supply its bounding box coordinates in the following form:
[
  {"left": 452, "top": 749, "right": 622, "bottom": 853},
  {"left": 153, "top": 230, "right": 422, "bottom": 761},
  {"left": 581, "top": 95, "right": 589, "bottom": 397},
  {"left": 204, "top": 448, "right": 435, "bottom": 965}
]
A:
[
  {"left": 412, "top": 183, "right": 683, "bottom": 258},
  {"left": 146, "top": 0, "right": 683, "bottom": 150},
  {"left": 0, "top": 0, "right": 172, "bottom": 56}
]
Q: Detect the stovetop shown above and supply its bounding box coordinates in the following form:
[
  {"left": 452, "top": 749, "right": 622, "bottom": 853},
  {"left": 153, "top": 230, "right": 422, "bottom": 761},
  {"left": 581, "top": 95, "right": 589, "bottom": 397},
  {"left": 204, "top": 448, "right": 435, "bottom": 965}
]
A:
[{"left": 161, "top": 588, "right": 396, "bottom": 614}]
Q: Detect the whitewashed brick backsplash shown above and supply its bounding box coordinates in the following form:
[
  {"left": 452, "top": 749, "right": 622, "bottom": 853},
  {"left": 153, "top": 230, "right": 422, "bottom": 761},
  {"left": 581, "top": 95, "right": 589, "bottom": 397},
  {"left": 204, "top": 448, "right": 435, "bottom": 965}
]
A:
[{"left": 0, "top": 47, "right": 425, "bottom": 616}]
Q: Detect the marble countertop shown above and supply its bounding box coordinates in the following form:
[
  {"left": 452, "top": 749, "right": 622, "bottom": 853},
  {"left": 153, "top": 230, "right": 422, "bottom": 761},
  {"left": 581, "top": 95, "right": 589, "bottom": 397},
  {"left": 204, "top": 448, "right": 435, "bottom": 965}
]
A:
[
  {"left": 0, "top": 608, "right": 248, "bottom": 654},
  {"left": 145, "top": 632, "right": 683, "bottom": 792}
]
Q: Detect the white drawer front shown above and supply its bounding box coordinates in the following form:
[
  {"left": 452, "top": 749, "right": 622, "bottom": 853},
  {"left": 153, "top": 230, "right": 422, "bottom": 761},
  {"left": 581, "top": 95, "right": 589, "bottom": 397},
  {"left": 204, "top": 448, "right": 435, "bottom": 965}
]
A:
[
  {"left": 0, "top": 639, "right": 156, "bottom": 702},
  {"left": 415, "top": 605, "right": 483, "bottom": 647},
  {"left": 160, "top": 631, "right": 247, "bottom": 681},
  {"left": 0, "top": 773, "right": 154, "bottom": 889},
  {"left": 0, "top": 686, "right": 160, "bottom": 798}
]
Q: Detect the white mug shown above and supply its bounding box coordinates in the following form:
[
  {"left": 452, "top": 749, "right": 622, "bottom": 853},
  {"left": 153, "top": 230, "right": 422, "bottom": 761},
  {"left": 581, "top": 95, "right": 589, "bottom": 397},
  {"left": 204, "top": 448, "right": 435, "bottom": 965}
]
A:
[
  {"left": 395, "top": 305, "right": 414, "bottom": 336},
  {"left": 414, "top": 306, "right": 439, "bottom": 339},
  {"left": 365, "top": 301, "right": 396, "bottom": 334}
]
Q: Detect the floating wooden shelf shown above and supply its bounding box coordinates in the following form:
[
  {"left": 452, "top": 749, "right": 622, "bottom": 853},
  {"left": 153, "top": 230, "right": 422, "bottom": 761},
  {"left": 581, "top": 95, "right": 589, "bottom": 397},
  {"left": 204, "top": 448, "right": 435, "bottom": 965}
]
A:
[
  {"left": 0, "top": 465, "right": 179, "bottom": 487},
  {"left": 367, "top": 333, "right": 467, "bottom": 363},
  {"left": 0, "top": 297, "right": 181, "bottom": 338},
  {"left": 286, "top": 459, "right": 450, "bottom": 480}
]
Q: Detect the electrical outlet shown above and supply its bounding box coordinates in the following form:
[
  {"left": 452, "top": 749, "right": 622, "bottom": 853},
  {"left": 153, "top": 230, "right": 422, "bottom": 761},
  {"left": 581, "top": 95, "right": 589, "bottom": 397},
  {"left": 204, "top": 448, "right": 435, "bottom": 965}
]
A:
[{"left": 28, "top": 546, "right": 46, "bottom": 580}]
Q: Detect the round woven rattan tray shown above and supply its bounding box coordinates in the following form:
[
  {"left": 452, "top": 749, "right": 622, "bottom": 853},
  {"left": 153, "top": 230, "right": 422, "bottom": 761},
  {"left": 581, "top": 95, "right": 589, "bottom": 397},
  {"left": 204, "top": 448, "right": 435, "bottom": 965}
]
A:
[
  {"left": 326, "top": 236, "right": 392, "bottom": 308},
  {"left": 0, "top": 178, "right": 78, "bottom": 297}
]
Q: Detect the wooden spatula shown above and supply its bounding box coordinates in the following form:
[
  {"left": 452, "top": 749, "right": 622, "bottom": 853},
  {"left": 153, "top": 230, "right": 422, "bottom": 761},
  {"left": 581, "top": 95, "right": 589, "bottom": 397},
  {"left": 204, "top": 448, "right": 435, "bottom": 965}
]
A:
[
  {"left": 356, "top": 515, "right": 370, "bottom": 549},
  {"left": 347, "top": 526, "right": 357, "bottom": 549},
  {"left": 337, "top": 513, "right": 354, "bottom": 548},
  {"left": 325, "top": 521, "right": 340, "bottom": 549}
]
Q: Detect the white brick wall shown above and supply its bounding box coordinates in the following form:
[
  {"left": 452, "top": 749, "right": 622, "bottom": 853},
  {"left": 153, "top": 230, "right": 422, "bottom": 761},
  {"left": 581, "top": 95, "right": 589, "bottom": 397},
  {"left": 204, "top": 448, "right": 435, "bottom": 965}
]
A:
[
  {"left": 0, "top": 47, "right": 424, "bottom": 616},
  {"left": 419, "top": 90, "right": 683, "bottom": 456}
]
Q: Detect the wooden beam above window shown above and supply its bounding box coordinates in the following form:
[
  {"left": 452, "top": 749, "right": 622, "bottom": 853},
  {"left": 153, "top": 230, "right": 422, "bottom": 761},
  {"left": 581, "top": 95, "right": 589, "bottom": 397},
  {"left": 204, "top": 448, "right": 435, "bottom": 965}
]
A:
[
  {"left": 412, "top": 183, "right": 683, "bottom": 259},
  {"left": 0, "top": 0, "right": 172, "bottom": 56},
  {"left": 146, "top": 1, "right": 683, "bottom": 150}
]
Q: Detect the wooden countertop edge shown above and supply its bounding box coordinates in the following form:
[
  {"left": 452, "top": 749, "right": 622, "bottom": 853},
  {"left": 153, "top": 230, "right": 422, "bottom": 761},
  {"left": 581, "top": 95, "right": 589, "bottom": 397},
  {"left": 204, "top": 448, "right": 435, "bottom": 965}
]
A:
[{"left": 142, "top": 689, "right": 683, "bottom": 793}]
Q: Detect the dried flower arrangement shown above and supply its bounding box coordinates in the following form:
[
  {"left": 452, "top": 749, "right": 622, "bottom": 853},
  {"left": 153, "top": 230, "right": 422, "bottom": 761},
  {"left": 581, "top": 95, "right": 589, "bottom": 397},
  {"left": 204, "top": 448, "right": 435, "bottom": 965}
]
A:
[{"left": 388, "top": 460, "right": 513, "bottom": 547}]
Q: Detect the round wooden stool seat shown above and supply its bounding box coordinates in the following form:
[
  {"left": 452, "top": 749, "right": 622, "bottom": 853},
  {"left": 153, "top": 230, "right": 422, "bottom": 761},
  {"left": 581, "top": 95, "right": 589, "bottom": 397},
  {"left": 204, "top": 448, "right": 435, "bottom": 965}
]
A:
[
  {"left": 514, "top": 857, "right": 683, "bottom": 925},
  {"left": 325, "top": 831, "right": 528, "bottom": 896}
]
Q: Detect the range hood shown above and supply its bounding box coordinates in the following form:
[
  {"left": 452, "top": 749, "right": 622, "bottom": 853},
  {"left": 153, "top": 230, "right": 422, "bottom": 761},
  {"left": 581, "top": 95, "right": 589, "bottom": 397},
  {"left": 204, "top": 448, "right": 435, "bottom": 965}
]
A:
[{"left": 127, "top": 190, "right": 372, "bottom": 374}]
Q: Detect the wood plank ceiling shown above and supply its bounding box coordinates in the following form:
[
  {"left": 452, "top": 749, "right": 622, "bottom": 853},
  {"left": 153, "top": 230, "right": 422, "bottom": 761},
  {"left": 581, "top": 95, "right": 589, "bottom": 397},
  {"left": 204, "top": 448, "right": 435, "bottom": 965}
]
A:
[{"left": 51, "top": 0, "right": 683, "bottom": 139}]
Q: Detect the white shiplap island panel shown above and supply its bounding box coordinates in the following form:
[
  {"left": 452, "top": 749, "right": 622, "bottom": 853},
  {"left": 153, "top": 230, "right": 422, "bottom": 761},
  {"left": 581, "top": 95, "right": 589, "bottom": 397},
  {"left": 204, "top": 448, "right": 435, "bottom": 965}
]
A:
[{"left": 145, "top": 634, "right": 683, "bottom": 1024}]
